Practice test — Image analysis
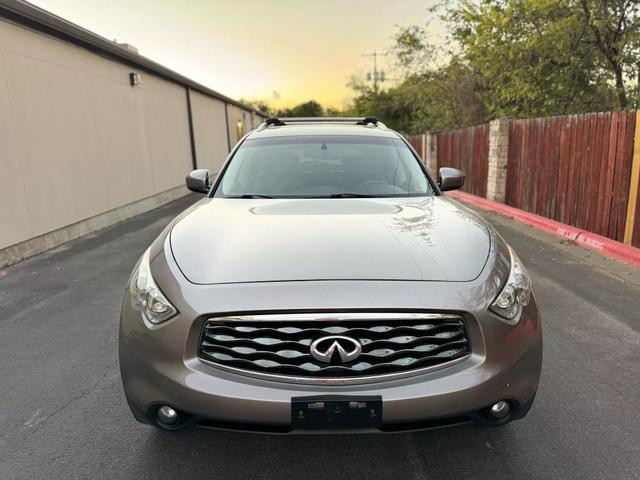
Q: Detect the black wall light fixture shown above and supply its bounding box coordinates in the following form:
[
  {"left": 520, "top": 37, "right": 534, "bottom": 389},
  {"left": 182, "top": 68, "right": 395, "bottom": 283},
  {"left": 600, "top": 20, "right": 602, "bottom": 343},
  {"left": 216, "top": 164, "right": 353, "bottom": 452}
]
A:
[{"left": 129, "top": 72, "right": 141, "bottom": 86}]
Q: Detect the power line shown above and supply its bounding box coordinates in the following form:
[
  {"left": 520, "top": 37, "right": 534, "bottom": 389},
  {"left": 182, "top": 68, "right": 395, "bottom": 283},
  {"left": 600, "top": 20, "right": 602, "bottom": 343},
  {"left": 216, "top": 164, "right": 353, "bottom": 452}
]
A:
[{"left": 362, "top": 50, "right": 389, "bottom": 93}]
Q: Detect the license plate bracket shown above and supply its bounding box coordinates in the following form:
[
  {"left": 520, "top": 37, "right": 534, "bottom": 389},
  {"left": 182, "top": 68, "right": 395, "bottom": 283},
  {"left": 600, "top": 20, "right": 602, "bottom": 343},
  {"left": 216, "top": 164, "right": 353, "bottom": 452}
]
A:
[{"left": 291, "top": 395, "right": 382, "bottom": 430}]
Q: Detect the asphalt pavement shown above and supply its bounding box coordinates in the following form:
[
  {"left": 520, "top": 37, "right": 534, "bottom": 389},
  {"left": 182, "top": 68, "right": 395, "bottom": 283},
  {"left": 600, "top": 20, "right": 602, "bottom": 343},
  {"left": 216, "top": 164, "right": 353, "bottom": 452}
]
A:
[{"left": 1, "top": 194, "right": 639, "bottom": 480}]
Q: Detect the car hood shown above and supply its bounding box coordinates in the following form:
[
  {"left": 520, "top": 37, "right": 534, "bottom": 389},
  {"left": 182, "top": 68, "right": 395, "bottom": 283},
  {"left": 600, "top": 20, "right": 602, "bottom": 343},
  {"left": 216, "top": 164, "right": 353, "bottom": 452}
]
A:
[{"left": 169, "top": 197, "right": 491, "bottom": 284}]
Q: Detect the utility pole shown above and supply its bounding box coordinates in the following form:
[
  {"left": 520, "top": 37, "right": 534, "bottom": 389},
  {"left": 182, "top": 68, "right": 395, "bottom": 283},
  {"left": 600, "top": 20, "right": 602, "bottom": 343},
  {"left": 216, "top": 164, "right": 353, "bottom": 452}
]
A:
[{"left": 362, "top": 50, "right": 388, "bottom": 94}]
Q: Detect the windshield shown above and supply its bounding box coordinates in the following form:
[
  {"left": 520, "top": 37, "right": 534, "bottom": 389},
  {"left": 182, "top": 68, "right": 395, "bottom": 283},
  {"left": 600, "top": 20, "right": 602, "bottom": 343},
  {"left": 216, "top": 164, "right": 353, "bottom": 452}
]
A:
[{"left": 214, "top": 135, "right": 434, "bottom": 198}]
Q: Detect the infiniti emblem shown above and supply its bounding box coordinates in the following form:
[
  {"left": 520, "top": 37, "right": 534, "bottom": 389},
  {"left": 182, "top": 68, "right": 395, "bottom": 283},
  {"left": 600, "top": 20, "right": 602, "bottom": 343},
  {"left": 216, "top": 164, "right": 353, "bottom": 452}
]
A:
[{"left": 310, "top": 336, "right": 362, "bottom": 363}]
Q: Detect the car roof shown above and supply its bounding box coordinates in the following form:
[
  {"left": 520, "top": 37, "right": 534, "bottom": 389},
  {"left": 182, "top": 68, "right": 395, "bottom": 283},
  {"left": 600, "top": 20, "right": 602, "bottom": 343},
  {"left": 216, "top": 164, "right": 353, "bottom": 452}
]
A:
[{"left": 247, "top": 121, "right": 400, "bottom": 140}]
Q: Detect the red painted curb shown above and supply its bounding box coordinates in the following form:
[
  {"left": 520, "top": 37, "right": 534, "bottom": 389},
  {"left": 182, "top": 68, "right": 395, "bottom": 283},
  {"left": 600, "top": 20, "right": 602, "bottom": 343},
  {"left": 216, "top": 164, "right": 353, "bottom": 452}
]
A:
[{"left": 447, "top": 190, "right": 640, "bottom": 267}]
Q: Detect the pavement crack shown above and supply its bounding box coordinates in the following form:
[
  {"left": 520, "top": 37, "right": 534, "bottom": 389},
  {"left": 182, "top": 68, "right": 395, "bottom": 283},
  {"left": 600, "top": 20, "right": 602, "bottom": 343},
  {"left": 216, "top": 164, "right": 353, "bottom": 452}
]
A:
[{"left": 0, "top": 366, "right": 115, "bottom": 453}]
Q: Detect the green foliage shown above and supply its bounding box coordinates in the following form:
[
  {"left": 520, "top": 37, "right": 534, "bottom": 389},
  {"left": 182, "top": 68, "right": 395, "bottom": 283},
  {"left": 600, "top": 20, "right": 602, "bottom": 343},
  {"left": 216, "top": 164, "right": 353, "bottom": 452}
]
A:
[
  {"left": 345, "top": 59, "right": 487, "bottom": 134},
  {"left": 346, "top": 0, "right": 640, "bottom": 132},
  {"left": 394, "top": 25, "right": 435, "bottom": 71},
  {"left": 410, "top": 58, "right": 488, "bottom": 131},
  {"left": 342, "top": 76, "right": 418, "bottom": 133},
  {"left": 245, "top": 1, "right": 640, "bottom": 134},
  {"left": 450, "top": 0, "right": 639, "bottom": 116},
  {"left": 238, "top": 99, "right": 272, "bottom": 116},
  {"left": 276, "top": 100, "right": 325, "bottom": 117}
]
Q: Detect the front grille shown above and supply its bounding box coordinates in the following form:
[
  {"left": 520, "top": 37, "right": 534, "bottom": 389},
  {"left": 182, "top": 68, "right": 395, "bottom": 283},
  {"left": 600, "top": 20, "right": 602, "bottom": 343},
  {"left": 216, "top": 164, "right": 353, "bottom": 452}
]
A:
[{"left": 198, "top": 313, "right": 470, "bottom": 380}]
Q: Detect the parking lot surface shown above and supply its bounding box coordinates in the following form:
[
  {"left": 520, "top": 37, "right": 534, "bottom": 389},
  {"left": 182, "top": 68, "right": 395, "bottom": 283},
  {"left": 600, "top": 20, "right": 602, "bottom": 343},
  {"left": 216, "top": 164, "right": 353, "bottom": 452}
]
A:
[{"left": 1, "top": 194, "right": 639, "bottom": 480}]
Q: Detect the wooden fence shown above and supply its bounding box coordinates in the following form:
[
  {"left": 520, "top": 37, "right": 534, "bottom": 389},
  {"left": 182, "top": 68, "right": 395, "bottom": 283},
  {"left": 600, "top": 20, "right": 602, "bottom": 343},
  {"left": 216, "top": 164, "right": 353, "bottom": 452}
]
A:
[
  {"left": 506, "top": 112, "right": 636, "bottom": 243},
  {"left": 408, "top": 110, "right": 640, "bottom": 248},
  {"left": 436, "top": 125, "right": 489, "bottom": 197},
  {"left": 406, "top": 135, "right": 424, "bottom": 159}
]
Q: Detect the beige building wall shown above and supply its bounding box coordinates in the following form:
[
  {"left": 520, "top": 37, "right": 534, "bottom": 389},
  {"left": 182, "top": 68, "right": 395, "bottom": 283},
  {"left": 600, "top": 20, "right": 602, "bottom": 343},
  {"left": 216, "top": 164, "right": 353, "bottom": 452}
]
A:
[
  {"left": 190, "top": 90, "right": 229, "bottom": 174},
  {"left": 0, "top": 19, "right": 194, "bottom": 251},
  {"left": 0, "top": 18, "right": 260, "bottom": 261},
  {"left": 226, "top": 104, "right": 249, "bottom": 147}
]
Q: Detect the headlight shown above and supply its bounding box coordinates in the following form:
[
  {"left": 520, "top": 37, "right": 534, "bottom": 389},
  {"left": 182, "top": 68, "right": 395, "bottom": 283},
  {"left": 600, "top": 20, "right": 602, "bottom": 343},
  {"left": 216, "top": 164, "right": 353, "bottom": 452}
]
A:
[
  {"left": 129, "top": 248, "right": 177, "bottom": 325},
  {"left": 490, "top": 246, "right": 532, "bottom": 324}
]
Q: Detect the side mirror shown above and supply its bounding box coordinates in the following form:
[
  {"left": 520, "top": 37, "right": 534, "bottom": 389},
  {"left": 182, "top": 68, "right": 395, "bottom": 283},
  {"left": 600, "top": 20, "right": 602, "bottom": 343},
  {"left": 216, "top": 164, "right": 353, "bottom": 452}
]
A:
[
  {"left": 438, "top": 167, "right": 465, "bottom": 191},
  {"left": 186, "top": 169, "right": 211, "bottom": 193}
]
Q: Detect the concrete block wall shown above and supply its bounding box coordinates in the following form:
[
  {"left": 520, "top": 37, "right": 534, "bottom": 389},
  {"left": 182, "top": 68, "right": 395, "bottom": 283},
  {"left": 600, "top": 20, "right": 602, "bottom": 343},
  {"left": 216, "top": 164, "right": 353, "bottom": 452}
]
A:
[
  {"left": 486, "top": 119, "right": 510, "bottom": 203},
  {"left": 425, "top": 132, "right": 438, "bottom": 174}
]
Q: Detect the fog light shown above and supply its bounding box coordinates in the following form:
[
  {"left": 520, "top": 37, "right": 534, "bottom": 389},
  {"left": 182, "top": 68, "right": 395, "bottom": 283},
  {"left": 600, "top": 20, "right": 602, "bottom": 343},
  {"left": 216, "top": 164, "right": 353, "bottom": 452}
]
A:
[
  {"left": 490, "top": 401, "right": 510, "bottom": 419},
  {"left": 157, "top": 405, "right": 178, "bottom": 425}
]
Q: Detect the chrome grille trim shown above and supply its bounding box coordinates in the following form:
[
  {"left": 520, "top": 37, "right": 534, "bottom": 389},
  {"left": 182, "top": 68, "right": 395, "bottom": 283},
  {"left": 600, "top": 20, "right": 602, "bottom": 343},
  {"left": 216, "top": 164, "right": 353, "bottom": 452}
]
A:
[
  {"left": 212, "top": 312, "right": 464, "bottom": 322},
  {"left": 198, "top": 312, "right": 471, "bottom": 385}
]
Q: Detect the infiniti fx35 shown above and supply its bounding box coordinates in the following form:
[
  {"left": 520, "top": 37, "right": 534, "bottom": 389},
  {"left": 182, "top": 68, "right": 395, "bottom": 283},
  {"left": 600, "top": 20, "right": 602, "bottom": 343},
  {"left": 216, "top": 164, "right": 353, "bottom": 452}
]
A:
[{"left": 119, "top": 117, "right": 542, "bottom": 433}]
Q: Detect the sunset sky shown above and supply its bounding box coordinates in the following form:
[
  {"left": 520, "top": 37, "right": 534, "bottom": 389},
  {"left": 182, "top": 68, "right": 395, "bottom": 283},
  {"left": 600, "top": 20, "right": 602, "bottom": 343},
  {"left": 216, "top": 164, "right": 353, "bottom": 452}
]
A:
[{"left": 29, "top": 0, "right": 443, "bottom": 109}]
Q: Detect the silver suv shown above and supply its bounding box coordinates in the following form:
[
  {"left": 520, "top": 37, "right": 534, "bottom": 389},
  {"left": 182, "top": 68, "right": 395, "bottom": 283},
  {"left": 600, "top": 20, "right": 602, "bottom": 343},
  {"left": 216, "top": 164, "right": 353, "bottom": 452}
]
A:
[{"left": 119, "top": 117, "right": 542, "bottom": 433}]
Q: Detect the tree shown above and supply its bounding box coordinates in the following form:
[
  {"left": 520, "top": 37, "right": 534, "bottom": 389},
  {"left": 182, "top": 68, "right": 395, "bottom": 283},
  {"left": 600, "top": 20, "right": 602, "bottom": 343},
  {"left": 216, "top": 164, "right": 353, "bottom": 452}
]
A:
[
  {"left": 345, "top": 21, "right": 488, "bottom": 134},
  {"left": 578, "top": 0, "right": 640, "bottom": 109},
  {"left": 353, "top": 0, "right": 640, "bottom": 132},
  {"left": 277, "top": 100, "right": 325, "bottom": 117},
  {"left": 449, "top": 0, "right": 640, "bottom": 116},
  {"left": 238, "top": 98, "right": 272, "bottom": 116},
  {"left": 406, "top": 58, "right": 488, "bottom": 132},
  {"left": 390, "top": 24, "right": 489, "bottom": 131},
  {"left": 344, "top": 61, "right": 487, "bottom": 134},
  {"left": 343, "top": 76, "right": 417, "bottom": 133}
]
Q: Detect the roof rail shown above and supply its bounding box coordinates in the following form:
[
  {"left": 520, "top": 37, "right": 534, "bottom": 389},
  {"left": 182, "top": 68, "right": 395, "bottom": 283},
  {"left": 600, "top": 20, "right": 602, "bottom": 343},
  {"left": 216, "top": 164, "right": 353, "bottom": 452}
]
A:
[{"left": 258, "top": 117, "right": 383, "bottom": 130}]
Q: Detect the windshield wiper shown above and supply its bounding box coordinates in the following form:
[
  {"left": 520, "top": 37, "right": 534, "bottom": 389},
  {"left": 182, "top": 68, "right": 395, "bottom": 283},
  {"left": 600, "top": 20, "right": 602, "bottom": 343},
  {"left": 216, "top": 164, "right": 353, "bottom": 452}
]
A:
[
  {"left": 329, "top": 193, "right": 375, "bottom": 198},
  {"left": 227, "top": 194, "right": 274, "bottom": 199}
]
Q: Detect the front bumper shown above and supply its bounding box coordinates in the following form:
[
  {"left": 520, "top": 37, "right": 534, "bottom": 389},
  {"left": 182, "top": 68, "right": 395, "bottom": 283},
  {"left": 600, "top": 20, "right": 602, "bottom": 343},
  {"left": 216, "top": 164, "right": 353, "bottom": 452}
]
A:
[{"left": 119, "top": 276, "right": 542, "bottom": 433}]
